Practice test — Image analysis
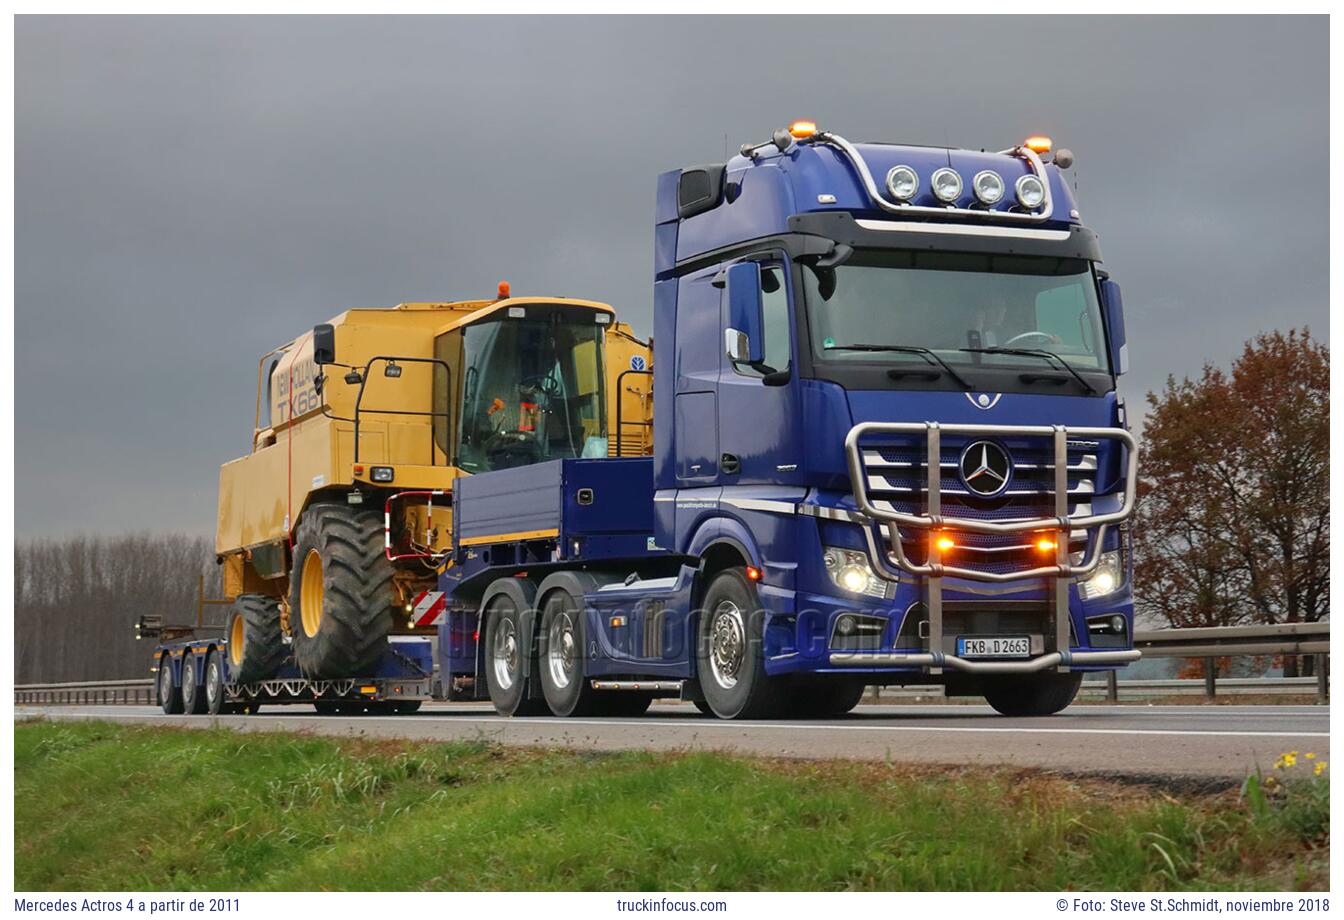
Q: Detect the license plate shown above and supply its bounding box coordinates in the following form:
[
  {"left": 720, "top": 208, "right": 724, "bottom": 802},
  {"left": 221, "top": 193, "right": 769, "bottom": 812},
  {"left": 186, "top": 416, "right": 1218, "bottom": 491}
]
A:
[{"left": 957, "top": 636, "right": 1031, "bottom": 659}]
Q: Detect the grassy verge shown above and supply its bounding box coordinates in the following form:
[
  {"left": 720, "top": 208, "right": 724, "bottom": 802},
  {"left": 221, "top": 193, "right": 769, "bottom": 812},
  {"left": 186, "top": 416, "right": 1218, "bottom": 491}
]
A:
[{"left": 14, "top": 719, "right": 1327, "bottom": 891}]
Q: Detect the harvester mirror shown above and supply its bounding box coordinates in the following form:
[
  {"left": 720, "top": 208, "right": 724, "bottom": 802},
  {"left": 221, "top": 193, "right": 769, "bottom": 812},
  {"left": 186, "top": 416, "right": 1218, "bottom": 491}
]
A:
[{"left": 312, "top": 323, "right": 336, "bottom": 366}]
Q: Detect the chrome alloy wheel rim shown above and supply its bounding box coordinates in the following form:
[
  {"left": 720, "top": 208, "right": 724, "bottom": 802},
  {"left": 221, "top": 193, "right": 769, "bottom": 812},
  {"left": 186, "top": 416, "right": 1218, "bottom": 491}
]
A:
[
  {"left": 709, "top": 601, "right": 747, "bottom": 690},
  {"left": 160, "top": 660, "right": 173, "bottom": 702},
  {"left": 547, "top": 612, "right": 577, "bottom": 690},
  {"left": 493, "top": 618, "right": 519, "bottom": 691},
  {"left": 206, "top": 659, "right": 220, "bottom": 707}
]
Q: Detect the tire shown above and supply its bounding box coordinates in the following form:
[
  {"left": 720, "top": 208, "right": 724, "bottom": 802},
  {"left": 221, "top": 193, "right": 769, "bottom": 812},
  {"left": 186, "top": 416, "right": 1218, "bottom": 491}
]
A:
[
  {"left": 789, "top": 679, "right": 867, "bottom": 719},
  {"left": 483, "top": 594, "right": 546, "bottom": 716},
  {"left": 181, "top": 654, "right": 206, "bottom": 714},
  {"left": 158, "top": 653, "right": 183, "bottom": 715},
  {"left": 288, "top": 503, "right": 394, "bottom": 679},
  {"left": 204, "top": 650, "right": 228, "bottom": 716},
  {"left": 695, "top": 568, "right": 785, "bottom": 720},
  {"left": 537, "top": 587, "right": 601, "bottom": 716},
  {"left": 983, "top": 672, "right": 1083, "bottom": 717},
  {"left": 593, "top": 693, "right": 654, "bottom": 717},
  {"left": 225, "top": 595, "right": 286, "bottom": 684},
  {"left": 692, "top": 699, "right": 715, "bottom": 717}
]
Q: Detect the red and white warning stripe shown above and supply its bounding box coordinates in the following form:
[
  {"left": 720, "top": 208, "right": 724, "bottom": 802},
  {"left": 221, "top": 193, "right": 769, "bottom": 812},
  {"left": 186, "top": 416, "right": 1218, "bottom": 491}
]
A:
[{"left": 410, "top": 590, "right": 446, "bottom": 627}]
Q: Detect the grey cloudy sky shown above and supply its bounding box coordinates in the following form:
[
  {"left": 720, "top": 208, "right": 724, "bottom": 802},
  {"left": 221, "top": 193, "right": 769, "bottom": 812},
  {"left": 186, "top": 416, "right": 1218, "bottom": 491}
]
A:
[{"left": 16, "top": 15, "right": 1329, "bottom": 538}]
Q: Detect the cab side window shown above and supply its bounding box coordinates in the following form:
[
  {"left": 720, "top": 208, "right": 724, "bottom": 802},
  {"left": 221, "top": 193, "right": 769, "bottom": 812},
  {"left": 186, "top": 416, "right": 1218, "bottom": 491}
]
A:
[{"left": 760, "top": 265, "right": 791, "bottom": 374}]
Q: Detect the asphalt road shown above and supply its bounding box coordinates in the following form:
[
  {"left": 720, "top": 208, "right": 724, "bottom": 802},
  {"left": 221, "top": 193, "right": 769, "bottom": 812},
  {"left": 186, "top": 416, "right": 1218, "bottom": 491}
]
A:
[{"left": 16, "top": 700, "right": 1327, "bottom": 784}]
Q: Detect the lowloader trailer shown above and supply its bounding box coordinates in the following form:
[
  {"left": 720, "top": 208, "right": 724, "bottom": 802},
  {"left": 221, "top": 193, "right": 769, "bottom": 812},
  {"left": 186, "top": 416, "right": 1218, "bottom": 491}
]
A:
[
  {"left": 143, "top": 285, "right": 652, "bottom": 714},
  {"left": 444, "top": 123, "right": 1141, "bottom": 719}
]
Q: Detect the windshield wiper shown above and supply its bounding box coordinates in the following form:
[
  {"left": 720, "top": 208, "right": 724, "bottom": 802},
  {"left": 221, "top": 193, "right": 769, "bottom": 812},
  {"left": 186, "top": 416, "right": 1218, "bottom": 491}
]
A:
[
  {"left": 829, "top": 343, "right": 974, "bottom": 391},
  {"left": 959, "top": 346, "right": 1097, "bottom": 396}
]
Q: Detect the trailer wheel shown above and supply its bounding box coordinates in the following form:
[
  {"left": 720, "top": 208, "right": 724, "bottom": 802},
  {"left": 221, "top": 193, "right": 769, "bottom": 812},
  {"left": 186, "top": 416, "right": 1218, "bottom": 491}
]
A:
[
  {"left": 695, "top": 568, "right": 786, "bottom": 720},
  {"left": 982, "top": 672, "right": 1083, "bottom": 717},
  {"left": 537, "top": 587, "right": 602, "bottom": 716},
  {"left": 483, "top": 594, "right": 546, "bottom": 716},
  {"left": 181, "top": 653, "right": 206, "bottom": 715},
  {"left": 203, "top": 650, "right": 228, "bottom": 715},
  {"left": 288, "top": 503, "right": 394, "bottom": 679},
  {"left": 157, "top": 654, "right": 183, "bottom": 715},
  {"left": 789, "top": 679, "right": 867, "bottom": 719},
  {"left": 225, "top": 595, "right": 286, "bottom": 683}
]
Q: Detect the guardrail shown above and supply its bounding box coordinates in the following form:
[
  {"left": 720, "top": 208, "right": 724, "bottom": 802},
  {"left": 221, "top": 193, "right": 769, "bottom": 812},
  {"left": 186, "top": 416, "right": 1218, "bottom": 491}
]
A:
[
  {"left": 14, "top": 624, "right": 1328, "bottom": 707},
  {"left": 15, "top": 679, "right": 154, "bottom": 705}
]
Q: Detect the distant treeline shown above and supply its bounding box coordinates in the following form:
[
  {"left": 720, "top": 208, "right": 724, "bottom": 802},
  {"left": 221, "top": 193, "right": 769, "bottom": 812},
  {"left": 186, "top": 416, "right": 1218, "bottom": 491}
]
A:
[{"left": 15, "top": 534, "right": 222, "bottom": 683}]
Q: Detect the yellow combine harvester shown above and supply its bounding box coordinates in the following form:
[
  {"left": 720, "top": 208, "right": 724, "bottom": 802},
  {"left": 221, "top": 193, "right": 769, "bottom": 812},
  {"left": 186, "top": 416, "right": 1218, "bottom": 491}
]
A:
[{"left": 216, "top": 284, "right": 651, "bottom": 681}]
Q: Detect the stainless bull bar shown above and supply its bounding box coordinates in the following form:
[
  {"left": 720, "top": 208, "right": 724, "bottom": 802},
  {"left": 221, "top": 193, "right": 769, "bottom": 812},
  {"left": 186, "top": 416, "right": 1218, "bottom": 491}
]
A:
[{"left": 832, "top": 421, "right": 1139, "bottom": 673}]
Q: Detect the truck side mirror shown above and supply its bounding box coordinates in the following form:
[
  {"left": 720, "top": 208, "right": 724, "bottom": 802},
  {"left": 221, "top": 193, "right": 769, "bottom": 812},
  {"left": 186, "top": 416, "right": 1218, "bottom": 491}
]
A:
[
  {"left": 312, "top": 323, "right": 336, "bottom": 366},
  {"left": 724, "top": 262, "right": 764, "bottom": 365},
  {"left": 1099, "top": 279, "right": 1128, "bottom": 375}
]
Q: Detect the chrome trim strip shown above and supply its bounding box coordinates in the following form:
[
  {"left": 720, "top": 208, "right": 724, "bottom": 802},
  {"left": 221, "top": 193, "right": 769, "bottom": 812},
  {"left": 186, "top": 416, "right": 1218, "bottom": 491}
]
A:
[
  {"left": 720, "top": 498, "right": 800, "bottom": 515},
  {"left": 854, "top": 219, "right": 1070, "bottom": 240},
  {"left": 816, "top": 133, "right": 1053, "bottom": 224}
]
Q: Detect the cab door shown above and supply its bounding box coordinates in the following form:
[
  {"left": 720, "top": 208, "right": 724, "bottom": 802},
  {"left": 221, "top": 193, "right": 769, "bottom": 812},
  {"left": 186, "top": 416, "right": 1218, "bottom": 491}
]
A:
[{"left": 716, "top": 256, "right": 802, "bottom": 486}]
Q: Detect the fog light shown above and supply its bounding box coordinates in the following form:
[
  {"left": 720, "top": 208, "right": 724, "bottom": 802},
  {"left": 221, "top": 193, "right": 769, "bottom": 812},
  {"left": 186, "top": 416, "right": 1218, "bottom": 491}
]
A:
[
  {"left": 972, "top": 170, "right": 1005, "bottom": 204},
  {"left": 836, "top": 614, "right": 857, "bottom": 636},
  {"left": 1110, "top": 615, "right": 1126, "bottom": 634},
  {"left": 885, "top": 165, "right": 919, "bottom": 201},
  {"left": 1015, "top": 174, "right": 1046, "bottom": 209},
  {"left": 931, "top": 167, "right": 963, "bottom": 203}
]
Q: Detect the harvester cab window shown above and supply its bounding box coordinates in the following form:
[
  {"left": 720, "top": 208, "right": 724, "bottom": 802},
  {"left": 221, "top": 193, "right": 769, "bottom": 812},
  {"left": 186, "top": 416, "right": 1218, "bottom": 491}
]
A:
[{"left": 456, "top": 313, "right": 608, "bottom": 473}]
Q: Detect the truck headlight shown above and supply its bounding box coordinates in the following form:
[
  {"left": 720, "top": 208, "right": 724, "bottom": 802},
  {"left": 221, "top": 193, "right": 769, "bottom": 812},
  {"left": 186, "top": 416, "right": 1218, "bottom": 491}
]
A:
[
  {"left": 1079, "top": 550, "right": 1123, "bottom": 600},
  {"left": 822, "top": 547, "right": 889, "bottom": 599}
]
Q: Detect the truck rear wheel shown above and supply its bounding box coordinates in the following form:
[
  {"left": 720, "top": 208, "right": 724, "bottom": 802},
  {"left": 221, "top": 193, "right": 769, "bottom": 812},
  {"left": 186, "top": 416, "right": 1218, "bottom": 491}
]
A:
[
  {"left": 157, "top": 654, "right": 183, "bottom": 715},
  {"left": 695, "top": 568, "right": 785, "bottom": 720},
  {"left": 225, "top": 594, "right": 286, "bottom": 684},
  {"left": 483, "top": 594, "right": 546, "bottom": 716},
  {"left": 982, "top": 672, "right": 1083, "bottom": 717},
  {"left": 537, "top": 586, "right": 602, "bottom": 716},
  {"left": 288, "top": 503, "right": 394, "bottom": 679},
  {"left": 181, "top": 654, "right": 206, "bottom": 714}
]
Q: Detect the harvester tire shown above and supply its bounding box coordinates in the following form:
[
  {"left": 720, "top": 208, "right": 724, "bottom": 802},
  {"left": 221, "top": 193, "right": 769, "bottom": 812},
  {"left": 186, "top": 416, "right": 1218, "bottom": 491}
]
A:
[
  {"left": 225, "top": 594, "right": 286, "bottom": 684},
  {"left": 288, "top": 503, "right": 394, "bottom": 679}
]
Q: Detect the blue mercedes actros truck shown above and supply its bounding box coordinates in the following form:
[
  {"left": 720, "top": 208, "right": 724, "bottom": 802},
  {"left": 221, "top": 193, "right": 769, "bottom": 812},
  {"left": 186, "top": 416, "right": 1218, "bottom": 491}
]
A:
[{"left": 441, "top": 122, "right": 1140, "bottom": 720}]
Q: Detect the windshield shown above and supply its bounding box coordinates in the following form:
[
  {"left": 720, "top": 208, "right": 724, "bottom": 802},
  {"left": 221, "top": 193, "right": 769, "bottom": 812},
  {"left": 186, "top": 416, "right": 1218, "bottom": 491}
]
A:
[
  {"left": 457, "top": 316, "right": 607, "bottom": 473},
  {"left": 803, "top": 250, "right": 1110, "bottom": 373}
]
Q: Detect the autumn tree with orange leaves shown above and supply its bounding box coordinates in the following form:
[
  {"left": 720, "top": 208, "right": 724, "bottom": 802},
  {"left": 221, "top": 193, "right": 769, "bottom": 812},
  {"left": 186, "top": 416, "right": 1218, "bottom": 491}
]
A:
[{"left": 1133, "top": 329, "right": 1328, "bottom": 676}]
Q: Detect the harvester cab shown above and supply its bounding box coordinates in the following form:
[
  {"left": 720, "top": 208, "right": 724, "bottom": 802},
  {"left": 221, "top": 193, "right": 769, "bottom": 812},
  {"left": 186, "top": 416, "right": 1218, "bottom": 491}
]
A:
[{"left": 215, "top": 287, "right": 651, "bottom": 685}]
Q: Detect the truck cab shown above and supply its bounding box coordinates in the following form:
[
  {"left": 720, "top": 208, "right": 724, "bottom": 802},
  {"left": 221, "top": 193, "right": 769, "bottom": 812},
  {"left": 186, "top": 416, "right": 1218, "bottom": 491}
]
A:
[{"left": 448, "top": 123, "right": 1138, "bottom": 720}]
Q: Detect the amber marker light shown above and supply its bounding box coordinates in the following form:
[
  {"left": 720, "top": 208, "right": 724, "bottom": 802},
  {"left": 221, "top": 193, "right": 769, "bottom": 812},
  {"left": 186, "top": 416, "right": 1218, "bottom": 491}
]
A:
[
  {"left": 746, "top": 566, "right": 763, "bottom": 581},
  {"left": 934, "top": 534, "right": 956, "bottom": 553},
  {"left": 1023, "top": 135, "right": 1053, "bottom": 154},
  {"left": 789, "top": 120, "right": 818, "bottom": 139},
  {"left": 497, "top": 280, "right": 511, "bottom": 299},
  {"left": 1035, "top": 535, "right": 1059, "bottom": 553}
]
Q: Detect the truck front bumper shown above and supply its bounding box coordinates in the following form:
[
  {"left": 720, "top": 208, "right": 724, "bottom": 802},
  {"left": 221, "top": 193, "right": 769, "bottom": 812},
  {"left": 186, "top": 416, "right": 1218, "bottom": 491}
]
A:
[{"left": 828, "top": 648, "right": 1140, "bottom": 673}]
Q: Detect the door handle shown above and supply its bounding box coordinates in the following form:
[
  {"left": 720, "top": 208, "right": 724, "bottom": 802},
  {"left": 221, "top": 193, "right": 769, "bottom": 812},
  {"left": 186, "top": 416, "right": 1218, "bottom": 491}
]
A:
[{"left": 721, "top": 453, "right": 740, "bottom": 475}]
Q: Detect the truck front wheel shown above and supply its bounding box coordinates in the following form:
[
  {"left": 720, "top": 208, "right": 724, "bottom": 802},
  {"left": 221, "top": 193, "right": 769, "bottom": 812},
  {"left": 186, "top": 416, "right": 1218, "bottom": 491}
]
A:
[
  {"left": 695, "top": 568, "right": 785, "bottom": 720},
  {"left": 982, "top": 672, "right": 1083, "bottom": 717},
  {"left": 288, "top": 503, "right": 394, "bottom": 679}
]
